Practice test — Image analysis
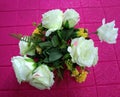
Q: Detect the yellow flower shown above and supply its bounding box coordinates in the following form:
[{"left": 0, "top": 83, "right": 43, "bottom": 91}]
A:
[
  {"left": 76, "top": 28, "right": 88, "bottom": 38},
  {"left": 32, "top": 28, "right": 40, "bottom": 35},
  {"left": 71, "top": 68, "right": 79, "bottom": 77},
  {"left": 75, "top": 70, "right": 88, "bottom": 83},
  {"left": 36, "top": 46, "right": 42, "bottom": 54}
]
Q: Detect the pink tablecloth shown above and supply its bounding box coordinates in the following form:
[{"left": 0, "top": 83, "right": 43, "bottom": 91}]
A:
[{"left": 0, "top": 0, "right": 120, "bottom": 97}]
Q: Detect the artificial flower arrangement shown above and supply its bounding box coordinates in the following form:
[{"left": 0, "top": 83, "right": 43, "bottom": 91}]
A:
[{"left": 11, "top": 9, "right": 118, "bottom": 90}]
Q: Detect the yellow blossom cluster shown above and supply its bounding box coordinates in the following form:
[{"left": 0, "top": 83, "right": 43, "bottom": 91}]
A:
[
  {"left": 76, "top": 28, "right": 88, "bottom": 38},
  {"left": 32, "top": 28, "right": 40, "bottom": 35},
  {"left": 71, "top": 69, "right": 88, "bottom": 83}
]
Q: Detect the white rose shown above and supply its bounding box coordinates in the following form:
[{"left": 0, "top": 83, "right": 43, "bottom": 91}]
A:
[
  {"left": 19, "top": 38, "right": 35, "bottom": 56},
  {"left": 29, "top": 65, "right": 54, "bottom": 90},
  {"left": 42, "top": 9, "right": 63, "bottom": 36},
  {"left": 11, "top": 56, "right": 36, "bottom": 84},
  {"left": 67, "top": 37, "right": 98, "bottom": 67},
  {"left": 63, "top": 9, "right": 80, "bottom": 28},
  {"left": 97, "top": 18, "right": 119, "bottom": 44}
]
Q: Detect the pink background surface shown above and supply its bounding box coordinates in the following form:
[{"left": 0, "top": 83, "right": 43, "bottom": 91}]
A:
[{"left": 0, "top": 0, "right": 120, "bottom": 97}]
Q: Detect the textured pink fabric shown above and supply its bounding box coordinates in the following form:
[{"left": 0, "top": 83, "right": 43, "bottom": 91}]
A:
[{"left": 0, "top": 0, "right": 120, "bottom": 97}]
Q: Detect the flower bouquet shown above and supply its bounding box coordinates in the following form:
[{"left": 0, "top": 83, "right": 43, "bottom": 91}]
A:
[{"left": 11, "top": 9, "right": 118, "bottom": 90}]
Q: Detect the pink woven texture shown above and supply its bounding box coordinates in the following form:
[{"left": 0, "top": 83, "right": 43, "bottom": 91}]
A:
[{"left": 0, "top": 0, "right": 120, "bottom": 97}]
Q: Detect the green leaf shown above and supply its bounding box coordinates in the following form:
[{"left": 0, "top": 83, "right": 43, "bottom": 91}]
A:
[
  {"left": 65, "top": 29, "right": 74, "bottom": 40},
  {"left": 64, "top": 20, "right": 69, "bottom": 28},
  {"left": 59, "top": 28, "right": 75, "bottom": 41},
  {"left": 63, "top": 53, "right": 70, "bottom": 60},
  {"left": 65, "top": 59, "right": 73, "bottom": 70},
  {"left": 42, "top": 47, "right": 51, "bottom": 57},
  {"left": 51, "top": 35, "right": 59, "bottom": 47},
  {"left": 43, "top": 57, "right": 49, "bottom": 63},
  {"left": 39, "top": 41, "right": 52, "bottom": 49},
  {"left": 49, "top": 51, "right": 63, "bottom": 62},
  {"left": 49, "top": 48, "right": 62, "bottom": 62},
  {"left": 24, "top": 58, "right": 34, "bottom": 62},
  {"left": 57, "top": 30, "right": 63, "bottom": 40},
  {"left": 43, "top": 48, "right": 63, "bottom": 63},
  {"left": 52, "top": 61, "right": 63, "bottom": 69}
]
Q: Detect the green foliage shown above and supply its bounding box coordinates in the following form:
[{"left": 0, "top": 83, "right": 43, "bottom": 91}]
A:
[
  {"left": 57, "top": 28, "right": 76, "bottom": 41},
  {"left": 39, "top": 41, "right": 52, "bottom": 49},
  {"left": 24, "top": 57, "right": 34, "bottom": 62},
  {"left": 43, "top": 48, "right": 63, "bottom": 63},
  {"left": 64, "top": 20, "right": 69, "bottom": 28},
  {"left": 51, "top": 35, "right": 59, "bottom": 47},
  {"left": 49, "top": 49, "right": 63, "bottom": 62},
  {"left": 65, "top": 59, "right": 73, "bottom": 70}
]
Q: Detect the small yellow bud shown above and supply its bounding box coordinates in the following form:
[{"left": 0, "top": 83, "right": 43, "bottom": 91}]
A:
[
  {"left": 76, "top": 28, "right": 88, "bottom": 38},
  {"left": 75, "top": 70, "right": 88, "bottom": 83},
  {"left": 71, "top": 68, "right": 79, "bottom": 77},
  {"left": 36, "top": 46, "right": 42, "bottom": 54},
  {"left": 32, "top": 28, "right": 40, "bottom": 35}
]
